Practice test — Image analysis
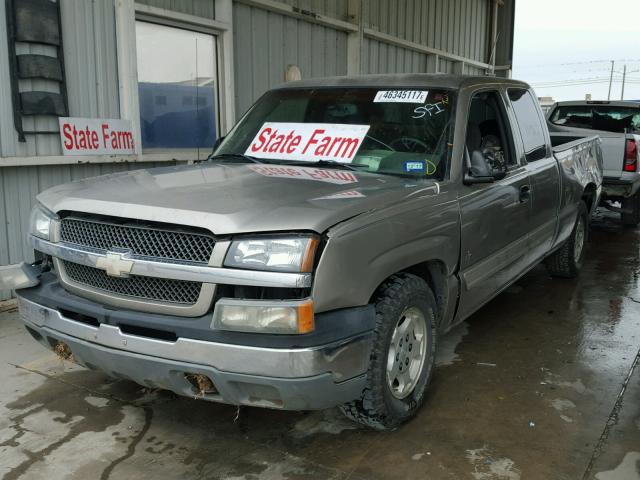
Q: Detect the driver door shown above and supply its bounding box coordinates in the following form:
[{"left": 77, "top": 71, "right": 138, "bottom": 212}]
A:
[{"left": 457, "top": 89, "right": 532, "bottom": 320}]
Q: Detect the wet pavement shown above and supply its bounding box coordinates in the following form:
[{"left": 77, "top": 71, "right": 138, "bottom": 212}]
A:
[{"left": 0, "top": 210, "right": 639, "bottom": 480}]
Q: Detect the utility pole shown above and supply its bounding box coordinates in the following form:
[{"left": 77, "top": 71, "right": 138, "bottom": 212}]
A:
[
  {"left": 621, "top": 64, "right": 627, "bottom": 100},
  {"left": 607, "top": 60, "right": 615, "bottom": 100}
]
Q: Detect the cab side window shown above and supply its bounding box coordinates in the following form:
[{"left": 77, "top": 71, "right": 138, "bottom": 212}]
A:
[
  {"left": 467, "top": 91, "right": 516, "bottom": 168},
  {"left": 508, "top": 89, "right": 548, "bottom": 162}
]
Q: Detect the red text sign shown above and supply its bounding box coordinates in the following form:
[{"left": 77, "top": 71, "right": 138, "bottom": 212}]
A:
[
  {"left": 59, "top": 118, "right": 135, "bottom": 155},
  {"left": 245, "top": 122, "right": 369, "bottom": 163}
]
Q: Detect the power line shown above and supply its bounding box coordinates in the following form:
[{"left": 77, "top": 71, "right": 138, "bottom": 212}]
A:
[{"left": 517, "top": 58, "right": 640, "bottom": 69}]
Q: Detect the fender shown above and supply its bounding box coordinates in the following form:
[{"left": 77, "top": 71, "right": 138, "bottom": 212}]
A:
[{"left": 311, "top": 186, "right": 460, "bottom": 315}]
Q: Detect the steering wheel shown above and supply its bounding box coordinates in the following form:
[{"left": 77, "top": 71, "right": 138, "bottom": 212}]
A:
[{"left": 389, "top": 136, "right": 429, "bottom": 153}]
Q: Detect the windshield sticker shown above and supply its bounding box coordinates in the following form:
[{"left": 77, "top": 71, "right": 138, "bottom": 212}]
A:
[
  {"left": 405, "top": 161, "right": 425, "bottom": 173},
  {"left": 412, "top": 102, "right": 446, "bottom": 119},
  {"left": 404, "top": 160, "right": 437, "bottom": 175},
  {"left": 313, "top": 190, "right": 366, "bottom": 200},
  {"left": 248, "top": 164, "right": 358, "bottom": 185},
  {"left": 245, "top": 122, "right": 369, "bottom": 163},
  {"left": 374, "top": 90, "right": 428, "bottom": 103}
]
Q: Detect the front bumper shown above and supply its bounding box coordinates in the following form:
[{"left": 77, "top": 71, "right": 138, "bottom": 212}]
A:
[{"left": 15, "top": 292, "right": 374, "bottom": 410}]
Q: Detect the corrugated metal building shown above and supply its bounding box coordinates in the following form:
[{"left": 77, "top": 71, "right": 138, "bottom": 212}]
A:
[{"left": 0, "top": 0, "right": 515, "bottom": 299}]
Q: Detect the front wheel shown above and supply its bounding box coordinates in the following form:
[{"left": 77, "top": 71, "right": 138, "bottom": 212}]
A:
[
  {"left": 545, "top": 201, "right": 588, "bottom": 278},
  {"left": 340, "top": 273, "right": 437, "bottom": 430},
  {"left": 621, "top": 192, "right": 640, "bottom": 227}
]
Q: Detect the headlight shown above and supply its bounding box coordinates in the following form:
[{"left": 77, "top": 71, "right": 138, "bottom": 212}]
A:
[
  {"left": 29, "top": 204, "right": 56, "bottom": 240},
  {"left": 224, "top": 235, "right": 319, "bottom": 273},
  {"left": 212, "top": 299, "right": 314, "bottom": 334}
]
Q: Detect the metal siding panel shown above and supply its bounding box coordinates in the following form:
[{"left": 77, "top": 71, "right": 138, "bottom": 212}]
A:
[
  {"left": 233, "top": 3, "right": 253, "bottom": 115},
  {"left": 446, "top": 0, "right": 453, "bottom": 55},
  {"left": 434, "top": 0, "right": 442, "bottom": 50},
  {"left": 400, "top": 0, "right": 406, "bottom": 39},
  {"left": 0, "top": 170, "right": 9, "bottom": 266},
  {"left": 370, "top": 38, "right": 379, "bottom": 74},
  {"left": 379, "top": 0, "right": 388, "bottom": 34},
  {"left": 412, "top": 0, "right": 421, "bottom": 45},
  {"left": 54, "top": 0, "right": 120, "bottom": 155},
  {"left": 368, "top": 0, "right": 378, "bottom": 30},
  {"left": 283, "top": 15, "right": 299, "bottom": 75},
  {"left": 469, "top": 1, "right": 476, "bottom": 61},
  {"left": 310, "top": 24, "right": 325, "bottom": 78},
  {"left": 325, "top": 24, "right": 337, "bottom": 76},
  {"left": 335, "top": 27, "right": 347, "bottom": 75},
  {"left": 137, "top": 0, "right": 215, "bottom": 19},
  {"left": 462, "top": 0, "right": 469, "bottom": 59},
  {"left": 388, "top": 0, "right": 397, "bottom": 37},
  {"left": 453, "top": 0, "right": 459, "bottom": 56},
  {"left": 297, "top": 17, "right": 312, "bottom": 79},
  {"left": 268, "top": 12, "right": 285, "bottom": 85},
  {"left": 479, "top": 0, "right": 488, "bottom": 63},
  {"left": 0, "top": 0, "right": 14, "bottom": 157},
  {"left": 250, "top": 7, "right": 269, "bottom": 102},
  {"left": 379, "top": 41, "right": 388, "bottom": 74},
  {"left": 232, "top": 3, "right": 348, "bottom": 112},
  {"left": 137, "top": 0, "right": 171, "bottom": 9},
  {"left": 97, "top": 0, "right": 120, "bottom": 118}
]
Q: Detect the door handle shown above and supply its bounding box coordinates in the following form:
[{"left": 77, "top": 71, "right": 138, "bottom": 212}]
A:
[{"left": 519, "top": 185, "right": 531, "bottom": 203}]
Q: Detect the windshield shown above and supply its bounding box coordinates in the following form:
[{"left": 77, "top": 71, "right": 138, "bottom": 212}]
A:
[
  {"left": 550, "top": 104, "right": 640, "bottom": 133},
  {"left": 216, "top": 87, "right": 454, "bottom": 179}
]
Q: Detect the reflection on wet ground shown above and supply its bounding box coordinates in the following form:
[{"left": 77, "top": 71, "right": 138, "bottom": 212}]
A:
[{"left": 0, "top": 209, "right": 639, "bottom": 480}]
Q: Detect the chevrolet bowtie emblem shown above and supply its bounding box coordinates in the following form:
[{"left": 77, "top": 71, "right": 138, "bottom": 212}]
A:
[{"left": 96, "top": 251, "right": 134, "bottom": 278}]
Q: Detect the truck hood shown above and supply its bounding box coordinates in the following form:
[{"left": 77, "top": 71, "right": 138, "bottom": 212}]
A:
[{"left": 38, "top": 163, "right": 439, "bottom": 234}]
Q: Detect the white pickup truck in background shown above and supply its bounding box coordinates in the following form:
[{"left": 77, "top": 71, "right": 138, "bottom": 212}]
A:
[{"left": 547, "top": 101, "right": 640, "bottom": 226}]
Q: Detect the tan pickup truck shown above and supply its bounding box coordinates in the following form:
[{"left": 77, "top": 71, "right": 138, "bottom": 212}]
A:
[{"left": 1, "top": 74, "right": 603, "bottom": 429}]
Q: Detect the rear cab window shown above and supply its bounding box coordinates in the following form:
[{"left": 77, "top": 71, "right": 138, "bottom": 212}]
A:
[
  {"left": 550, "top": 104, "right": 640, "bottom": 133},
  {"left": 508, "top": 89, "right": 548, "bottom": 162}
]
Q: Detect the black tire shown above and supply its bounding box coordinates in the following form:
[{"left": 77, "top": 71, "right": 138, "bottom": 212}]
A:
[
  {"left": 340, "top": 273, "right": 437, "bottom": 430},
  {"left": 545, "top": 201, "right": 589, "bottom": 278},
  {"left": 621, "top": 192, "right": 640, "bottom": 227}
]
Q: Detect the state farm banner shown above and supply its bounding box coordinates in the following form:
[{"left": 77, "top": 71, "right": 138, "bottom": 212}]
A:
[
  {"left": 59, "top": 117, "right": 136, "bottom": 155},
  {"left": 246, "top": 122, "right": 369, "bottom": 163}
]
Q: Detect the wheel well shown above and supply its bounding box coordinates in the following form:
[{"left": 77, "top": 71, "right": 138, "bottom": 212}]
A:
[
  {"left": 372, "top": 260, "right": 448, "bottom": 325},
  {"left": 582, "top": 183, "right": 598, "bottom": 213}
]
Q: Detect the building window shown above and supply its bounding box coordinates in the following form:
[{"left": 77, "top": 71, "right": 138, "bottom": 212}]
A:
[{"left": 135, "top": 21, "right": 218, "bottom": 149}]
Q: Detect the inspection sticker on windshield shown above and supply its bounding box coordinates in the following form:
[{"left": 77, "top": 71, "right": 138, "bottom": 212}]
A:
[
  {"left": 405, "top": 161, "right": 425, "bottom": 172},
  {"left": 246, "top": 122, "right": 370, "bottom": 163},
  {"left": 374, "top": 90, "right": 428, "bottom": 103}
]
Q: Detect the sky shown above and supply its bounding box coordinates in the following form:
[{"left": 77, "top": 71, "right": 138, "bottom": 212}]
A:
[{"left": 512, "top": 0, "right": 640, "bottom": 102}]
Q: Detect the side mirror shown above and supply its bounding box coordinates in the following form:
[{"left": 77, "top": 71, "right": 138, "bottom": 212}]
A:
[{"left": 464, "top": 149, "right": 507, "bottom": 185}]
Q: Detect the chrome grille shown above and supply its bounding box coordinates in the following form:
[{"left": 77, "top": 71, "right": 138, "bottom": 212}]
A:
[
  {"left": 60, "top": 217, "right": 215, "bottom": 264},
  {"left": 62, "top": 261, "right": 202, "bottom": 305}
]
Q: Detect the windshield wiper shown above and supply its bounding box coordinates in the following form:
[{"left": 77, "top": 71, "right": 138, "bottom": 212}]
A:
[
  {"left": 207, "top": 153, "right": 264, "bottom": 164},
  {"left": 290, "top": 160, "right": 367, "bottom": 171}
]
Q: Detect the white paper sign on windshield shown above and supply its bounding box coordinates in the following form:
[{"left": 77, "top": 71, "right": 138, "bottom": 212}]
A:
[
  {"left": 245, "top": 122, "right": 370, "bottom": 163},
  {"left": 374, "top": 90, "right": 428, "bottom": 103}
]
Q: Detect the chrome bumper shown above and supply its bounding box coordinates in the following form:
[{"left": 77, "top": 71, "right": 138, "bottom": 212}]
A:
[
  {"left": 16, "top": 295, "right": 372, "bottom": 381},
  {"left": 0, "top": 262, "right": 41, "bottom": 291}
]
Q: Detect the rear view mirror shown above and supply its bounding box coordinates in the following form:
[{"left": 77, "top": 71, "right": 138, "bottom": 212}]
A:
[{"left": 464, "top": 149, "right": 507, "bottom": 185}]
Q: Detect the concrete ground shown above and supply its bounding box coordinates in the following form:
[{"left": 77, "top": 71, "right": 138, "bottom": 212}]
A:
[{"left": 1, "top": 211, "right": 639, "bottom": 480}]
